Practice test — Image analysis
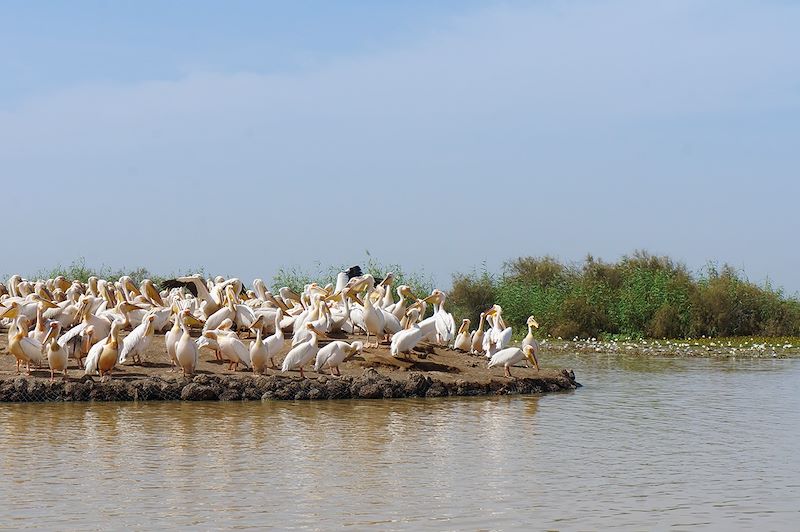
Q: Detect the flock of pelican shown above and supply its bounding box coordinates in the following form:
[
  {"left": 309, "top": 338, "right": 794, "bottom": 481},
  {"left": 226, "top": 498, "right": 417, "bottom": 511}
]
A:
[{"left": 0, "top": 267, "right": 541, "bottom": 381}]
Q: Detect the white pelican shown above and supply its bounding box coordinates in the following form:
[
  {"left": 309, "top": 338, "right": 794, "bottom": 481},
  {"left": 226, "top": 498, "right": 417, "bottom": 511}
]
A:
[
  {"left": 249, "top": 328, "right": 271, "bottom": 374},
  {"left": 30, "top": 302, "right": 50, "bottom": 344},
  {"left": 486, "top": 305, "right": 513, "bottom": 352},
  {"left": 431, "top": 290, "right": 456, "bottom": 345},
  {"left": 7, "top": 316, "right": 44, "bottom": 374},
  {"left": 59, "top": 297, "right": 113, "bottom": 349},
  {"left": 203, "top": 285, "right": 256, "bottom": 333},
  {"left": 453, "top": 319, "right": 471, "bottom": 351},
  {"left": 165, "top": 311, "right": 182, "bottom": 368},
  {"left": 386, "top": 285, "right": 416, "bottom": 320},
  {"left": 118, "top": 314, "right": 156, "bottom": 365},
  {"left": 84, "top": 320, "right": 124, "bottom": 379},
  {"left": 521, "top": 315, "right": 541, "bottom": 368},
  {"left": 314, "top": 340, "right": 363, "bottom": 376},
  {"left": 361, "top": 288, "right": 385, "bottom": 348},
  {"left": 43, "top": 322, "right": 68, "bottom": 381},
  {"left": 291, "top": 295, "right": 330, "bottom": 346},
  {"left": 176, "top": 274, "right": 222, "bottom": 318},
  {"left": 281, "top": 323, "right": 325, "bottom": 378},
  {"left": 390, "top": 318, "right": 424, "bottom": 358},
  {"left": 175, "top": 310, "right": 203, "bottom": 376},
  {"left": 75, "top": 326, "right": 95, "bottom": 369},
  {"left": 470, "top": 312, "right": 486, "bottom": 354},
  {"left": 326, "top": 288, "right": 355, "bottom": 333},
  {"left": 488, "top": 345, "right": 540, "bottom": 377},
  {"left": 263, "top": 309, "right": 285, "bottom": 366},
  {"left": 218, "top": 332, "right": 251, "bottom": 371}
]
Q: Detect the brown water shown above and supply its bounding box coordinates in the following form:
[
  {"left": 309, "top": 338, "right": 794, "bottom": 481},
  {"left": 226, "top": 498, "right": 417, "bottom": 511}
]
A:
[{"left": 1, "top": 354, "right": 799, "bottom": 530}]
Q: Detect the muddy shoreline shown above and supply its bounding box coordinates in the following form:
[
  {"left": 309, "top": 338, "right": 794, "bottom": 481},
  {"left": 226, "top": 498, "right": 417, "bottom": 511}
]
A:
[{"left": 0, "top": 368, "right": 579, "bottom": 402}]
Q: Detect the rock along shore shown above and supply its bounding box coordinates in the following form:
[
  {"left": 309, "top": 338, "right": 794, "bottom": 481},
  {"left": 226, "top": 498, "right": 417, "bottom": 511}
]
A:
[{"left": 0, "top": 368, "right": 580, "bottom": 402}]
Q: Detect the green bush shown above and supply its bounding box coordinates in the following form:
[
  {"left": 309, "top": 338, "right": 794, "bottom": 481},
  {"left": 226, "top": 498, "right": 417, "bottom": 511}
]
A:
[{"left": 450, "top": 252, "right": 799, "bottom": 339}]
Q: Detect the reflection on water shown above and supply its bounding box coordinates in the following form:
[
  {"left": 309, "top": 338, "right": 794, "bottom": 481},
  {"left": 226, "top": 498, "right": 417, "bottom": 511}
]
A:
[{"left": 1, "top": 354, "right": 799, "bottom": 529}]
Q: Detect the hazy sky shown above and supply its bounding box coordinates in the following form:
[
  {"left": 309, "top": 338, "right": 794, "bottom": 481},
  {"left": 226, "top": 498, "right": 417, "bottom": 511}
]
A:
[{"left": 2, "top": 1, "right": 798, "bottom": 292}]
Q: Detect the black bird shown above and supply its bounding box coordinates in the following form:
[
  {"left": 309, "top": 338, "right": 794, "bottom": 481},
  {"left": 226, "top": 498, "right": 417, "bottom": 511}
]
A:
[
  {"left": 345, "top": 265, "right": 363, "bottom": 280},
  {"left": 160, "top": 278, "right": 199, "bottom": 296}
]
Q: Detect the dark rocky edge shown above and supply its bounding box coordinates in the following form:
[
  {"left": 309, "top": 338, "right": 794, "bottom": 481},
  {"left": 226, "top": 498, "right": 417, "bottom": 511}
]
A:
[{"left": 0, "top": 368, "right": 579, "bottom": 402}]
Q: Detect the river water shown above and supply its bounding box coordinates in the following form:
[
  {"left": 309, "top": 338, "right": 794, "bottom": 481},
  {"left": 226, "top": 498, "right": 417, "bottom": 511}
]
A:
[{"left": 1, "top": 353, "right": 798, "bottom": 530}]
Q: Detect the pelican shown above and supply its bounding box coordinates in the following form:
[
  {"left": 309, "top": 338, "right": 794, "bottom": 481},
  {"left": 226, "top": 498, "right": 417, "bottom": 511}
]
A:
[
  {"left": 390, "top": 313, "right": 424, "bottom": 358},
  {"left": 263, "top": 309, "right": 285, "bottom": 367},
  {"left": 118, "top": 313, "right": 156, "bottom": 365},
  {"left": 488, "top": 345, "right": 539, "bottom": 377},
  {"left": 361, "top": 288, "right": 385, "bottom": 348},
  {"left": 454, "top": 319, "right": 471, "bottom": 351},
  {"left": 486, "top": 305, "right": 512, "bottom": 352},
  {"left": 75, "top": 325, "right": 95, "bottom": 369},
  {"left": 43, "top": 322, "right": 68, "bottom": 381},
  {"left": 386, "top": 285, "right": 416, "bottom": 320},
  {"left": 430, "top": 290, "right": 456, "bottom": 345},
  {"left": 175, "top": 310, "right": 203, "bottom": 376},
  {"left": 521, "top": 316, "right": 541, "bottom": 368},
  {"left": 30, "top": 302, "right": 51, "bottom": 344},
  {"left": 165, "top": 310, "right": 182, "bottom": 368},
  {"left": 59, "top": 297, "right": 113, "bottom": 349},
  {"left": 314, "top": 340, "right": 363, "bottom": 376},
  {"left": 218, "top": 332, "right": 251, "bottom": 371},
  {"left": 84, "top": 320, "right": 124, "bottom": 380},
  {"left": 249, "top": 328, "right": 271, "bottom": 374},
  {"left": 470, "top": 312, "right": 486, "bottom": 354},
  {"left": 281, "top": 323, "right": 325, "bottom": 378},
  {"left": 175, "top": 274, "right": 222, "bottom": 318},
  {"left": 7, "top": 316, "right": 44, "bottom": 374}
]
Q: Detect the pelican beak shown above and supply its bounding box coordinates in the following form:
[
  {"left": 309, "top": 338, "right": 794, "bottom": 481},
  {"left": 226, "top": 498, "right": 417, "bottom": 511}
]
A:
[
  {"left": 531, "top": 319, "right": 539, "bottom": 329},
  {"left": 525, "top": 348, "right": 540, "bottom": 371},
  {"left": 185, "top": 314, "right": 204, "bottom": 327},
  {"left": 145, "top": 282, "right": 164, "bottom": 306},
  {"left": 0, "top": 305, "right": 18, "bottom": 319},
  {"left": 43, "top": 324, "right": 59, "bottom": 344},
  {"left": 284, "top": 289, "right": 301, "bottom": 303},
  {"left": 311, "top": 325, "right": 329, "bottom": 339},
  {"left": 422, "top": 294, "right": 439, "bottom": 304},
  {"left": 484, "top": 307, "right": 497, "bottom": 316},
  {"left": 351, "top": 293, "right": 365, "bottom": 307},
  {"left": 32, "top": 295, "right": 59, "bottom": 309}
]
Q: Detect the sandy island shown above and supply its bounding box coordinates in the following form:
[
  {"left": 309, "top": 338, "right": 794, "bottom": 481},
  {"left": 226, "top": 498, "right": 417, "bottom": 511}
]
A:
[{"left": 0, "top": 332, "right": 579, "bottom": 402}]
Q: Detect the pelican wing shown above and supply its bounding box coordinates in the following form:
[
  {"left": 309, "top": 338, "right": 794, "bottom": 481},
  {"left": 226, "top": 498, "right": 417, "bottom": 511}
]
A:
[
  {"left": 19, "top": 337, "right": 44, "bottom": 364},
  {"left": 118, "top": 323, "right": 145, "bottom": 364},
  {"left": 235, "top": 304, "right": 256, "bottom": 328},
  {"left": 84, "top": 338, "right": 106, "bottom": 375},
  {"left": 57, "top": 322, "right": 87, "bottom": 348}
]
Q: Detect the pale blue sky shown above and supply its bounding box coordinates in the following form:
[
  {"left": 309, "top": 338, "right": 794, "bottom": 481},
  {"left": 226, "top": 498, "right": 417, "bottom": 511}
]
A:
[{"left": 2, "top": 1, "right": 799, "bottom": 292}]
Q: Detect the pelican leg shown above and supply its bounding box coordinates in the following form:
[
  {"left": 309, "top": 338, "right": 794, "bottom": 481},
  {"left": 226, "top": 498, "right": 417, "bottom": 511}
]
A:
[
  {"left": 50, "top": 370, "right": 55, "bottom": 382},
  {"left": 504, "top": 366, "right": 512, "bottom": 378},
  {"left": 270, "top": 358, "right": 277, "bottom": 370},
  {"left": 299, "top": 366, "right": 305, "bottom": 379}
]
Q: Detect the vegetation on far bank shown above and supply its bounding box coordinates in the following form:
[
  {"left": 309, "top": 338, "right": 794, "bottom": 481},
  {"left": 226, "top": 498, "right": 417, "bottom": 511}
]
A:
[
  {"left": 449, "top": 251, "right": 800, "bottom": 340},
  {"left": 15, "top": 251, "right": 800, "bottom": 340}
]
